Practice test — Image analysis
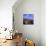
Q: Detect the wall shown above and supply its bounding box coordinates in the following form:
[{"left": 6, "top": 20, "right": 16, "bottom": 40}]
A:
[
  {"left": 0, "top": 0, "right": 16, "bottom": 30},
  {"left": 13, "top": 0, "right": 41, "bottom": 46},
  {"left": 41, "top": 0, "right": 46, "bottom": 46}
]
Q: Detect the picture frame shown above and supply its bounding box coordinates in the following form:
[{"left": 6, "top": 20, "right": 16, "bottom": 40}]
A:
[{"left": 23, "top": 14, "right": 34, "bottom": 25}]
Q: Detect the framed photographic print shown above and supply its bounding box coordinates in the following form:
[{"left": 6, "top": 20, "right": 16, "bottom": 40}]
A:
[{"left": 23, "top": 14, "right": 34, "bottom": 25}]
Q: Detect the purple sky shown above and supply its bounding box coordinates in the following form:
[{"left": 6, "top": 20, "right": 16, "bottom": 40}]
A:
[{"left": 23, "top": 14, "right": 33, "bottom": 20}]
